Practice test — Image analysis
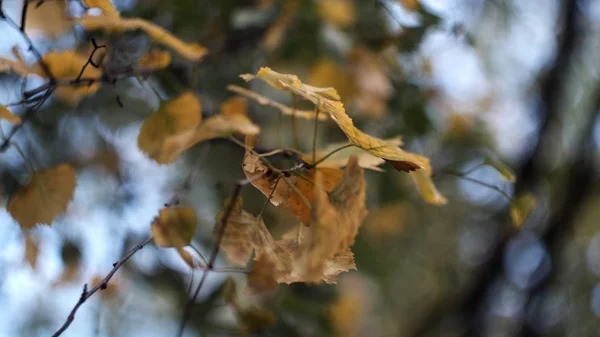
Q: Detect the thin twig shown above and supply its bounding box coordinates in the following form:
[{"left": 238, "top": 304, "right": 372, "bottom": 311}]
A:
[
  {"left": 51, "top": 236, "right": 153, "bottom": 337},
  {"left": 176, "top": 183, "right": 245, "bottom": 337}
]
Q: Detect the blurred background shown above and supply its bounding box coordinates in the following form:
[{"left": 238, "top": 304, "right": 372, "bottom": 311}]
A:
[{"left": 1, "top": 0, "right": 600, "bottom": 336}]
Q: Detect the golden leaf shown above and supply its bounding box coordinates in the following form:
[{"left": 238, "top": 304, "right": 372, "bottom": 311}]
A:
[
  {"left": 396, "top": 0, "right": 420, "bottom": 11},
  {"left": 243, "top": 135, "right": 343, "bottom": 225},
  {"left": 78, "top": 15, "right": 208, "bottom": 61},
  {"left": 227, "top": 85, "right": 327, "bottom": 120},
  {"left": 510, "top": 192, "right": 536, "bottom": 228},
  {"left": 41, "top": 51, "right": 103, "bottom": 105},
  {"left": 83, "top": 0, "right": 120, "bottom": 17},
  {"left": 241, "top": 67, "right": 447, "bottom": 204},
  {"left": 315, "top": 0, "right": 356, "bottom": 28},
  {"left": 138, "top": 49, "right": 171, "bottom": 70},
  {"left": 240, "top": 67, "right": 425, "bottom": 171},
  {"left": 220, "top": 157, "right": 365, "bottom": 288},
  {"left": 0, "top": 106, "right": 22, "bottom": 124},
  {"left": 151, "top": 206, "right": 197, "bottom": 248},
  {"left": 177, "top": 247, "right": 197, "bottom": 268},
  {"left": 8, "top": 164, "right": 77, "bottom": 230},
  {"left": 307, "top": 57, "right": 353, "bottom": 100},
  {"left": 137, "top": 91, "right": 202, "bottom": 164},
  {"left": 25, "top": 0, "right": 71, "bottom": 38}
]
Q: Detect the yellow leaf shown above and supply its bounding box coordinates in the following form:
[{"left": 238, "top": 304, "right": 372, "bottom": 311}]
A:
[
  {"left": 137, "top": 91, "right": 202, "bottom": 164},
  {"left": 484, "top": 157, "right": 516, "bottom": 183},
  {"left": 177, "top": 247, "right": 197, "bottom": 268},
  {"left": 243, "top": 135, "right": 343, "bottom": 225},
  {"left": 240, "top": 67, "right": 426, "bottom": 171},
  {"left": 227, "top": 85, "right": 327, "bottom": 120},
  {"left": 241, "top": 67, "right": 447, "bottom": 204},
  {"left": 396, "top": 0, "right": 420, "bottom": 11},
  {"left": 83, "top": 0, "right": 120, "bottom": 17},
  {"left": 41, "top": 51, "right": 103, "bottom": 105},
  {"left": 25, "top": 0, "right": 71, "bottom": 38},
  {"left": 315, "top": 0, "right": 356, "bottom": 28},
  {"left": 8, "top": 164, "right": 77, "bottom": 230},
  {"left": 220, "top": 156, "right": 366, "bottom": 288},
  {"left": 0, "top": 106, "right": 22, "bottom": 124},
  {"left": 151, "top": 207, "right": 197, "bottom": 248},
  {"left": 138, "top": 49, "right": 172, "bottom": 70},
  {"left": 307, "top": 57, "right": 353, "bottom": 101},
  {"left": 510, "top": 192, "right": 536, "bottom": 228},
  {"left": 78, "top": 15, "right": 208, "bottom": 61}
]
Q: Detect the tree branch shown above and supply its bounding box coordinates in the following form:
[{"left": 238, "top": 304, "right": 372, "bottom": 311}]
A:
[{"left": 51, "top": 236, "right": 153, "bottom": 337}]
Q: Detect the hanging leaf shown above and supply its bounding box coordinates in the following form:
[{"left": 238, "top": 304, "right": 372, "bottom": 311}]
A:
[
  {"left": 241, "top": 67, "right": 447, "bottom": 205},
  {"left": 483, "top": 157, "right": 516, "bottom": 183},
  {"left": 24, "top": 235, "right": 38, "bottom": 268},
  {"left": 0, "top": 106, "right": 22, "bottom": 124},
  {"left": 8, "top": 164, "right": 77, "bottom": 230},
  {"left": 243, "top": 135, "right": 343, "bottom": 225},
  {"left": 240, "top": 67, "right": 426, "bottom": 171},
  {"left": 25, "top": 0, "right": 72, "bottom": 38},
  {"left": 78, "top": 15, "right": 208, "bottom": 61},
  {"left": 137, "top": 91, "right": 202, "bottom": 163},
  {"left": 40, "top": 51, "right": 103, "bottom": 105},
  {"left": 227, "top": 85, "right": 327, "bottom": 120},
  {"left": 219, "top": 156, "right": 366, "bottom": 289},
  {"left": 151, "top": 206, "right": 197, "bottom": 248},
  {"left": 510, "top": 192, "right": 537, "bottom": 228}
]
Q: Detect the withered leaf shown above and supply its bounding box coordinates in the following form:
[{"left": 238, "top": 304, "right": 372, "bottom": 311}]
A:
[
  {"left": 243, "top": 135, "right": 343, "bottom": 225},
  {"left": 510, "top": 192, "right": 536, "bottom": 228},
  {"left": 241, "top": 67, "right": 447, "bottom": 205},
  {"left": 139, "top": 49, "right": 172, "bottom": 70},
  {"left": 151, "top": 207, "right": 197, "bottom": 248},
  {"left": 41, "top": 51, "right": 103, "bottom": 105},
  {"left": 219, "top": 156, "right": 366, "bottom": 289},
  {"left": 8, "top": 164, "right": 77, "bottom": 230}
]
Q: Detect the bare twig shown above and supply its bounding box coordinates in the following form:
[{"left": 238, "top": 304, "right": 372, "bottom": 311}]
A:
[{"left": 51, "top": 236, "right": 153, "bottom": 337}]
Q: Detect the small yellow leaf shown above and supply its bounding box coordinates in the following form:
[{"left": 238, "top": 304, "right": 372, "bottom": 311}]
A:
[
  {"left": 139, "top": 50, "right": 172, "bottom": 70},
  {"left": 79, "top": 15, "right": 208, "bottom": 61},
  {"left": 510, "top": 192, "right": 536, "bottom": 228},
  {"left": 227, "top": 85, "right": 327, "bottom": 120},
  {"left": 410, "top": 169, "right": 447, "bottom": 205},
  {"left": 484, "top": 157, "right": 516, "bottom": 183},
  {"left": 0, "top": 106, "right": 22, "bottom": 124},
  {"left": 396, "top": 0, "right": 420, "bottom": 11},
  {"left": 25, "top": 0, "right": 71, "bottom": 38},
  {"left": 83, "top": 0, "right": 120, "bottom": 17},
  {"left": 137, "top": 91, "right": 202, "bottom": 164},
  {"left": 177, "top": 247, "right": 197, "bottom": 268},
  {"left": 41, "top": 51, "right": 103, "bottom": 105},
  {"left": 315, "top": 0, "right": 356, "bottom": 28},
  {"left": 151, "top": 207, "right": 197, "bottom": 248},
  {"left": 8, "top": 164, "right": 77, "bottom": 230}
]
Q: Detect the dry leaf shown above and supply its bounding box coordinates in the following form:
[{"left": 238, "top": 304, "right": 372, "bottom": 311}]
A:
[
  {"left": 0, "top": 106, "right": 22, "bottom": 124},
  {"left": 41, "top": 51, "right": 103, "bottom": 105},
  {"left": 510, "top": 192, "right": 536, "bottom": 228},
  {"left": 139, "top": 49, "right": 172, "bottom": 70},
  {"left": 83, "top": 0, "right": 120, "bottom": 17},
  {"left": 220, "top": 156, "right": 366, "bottom": 288},
  {"left": 243, "top": 135, "right": 343, "bottom": 225},
  {"left": 151, "top": 206, "right": 197, "bottom": 248},
  {"left": 240, "top": 67, "right": 426, "bottom": 171},
  {"left": 227, "top": 85, "right": 327, "bottom": 120},
  {"left": 307, "top": 57, "right": 353, "bottom": 101},
  {"left": 315, "top": 0, "right": 356, "bottom": 28},
  {"left": 177, "top": 247, "right": 197, "bottom": 268},
  {"left": 8, "top": 164, "right": 77, "bottom": 230},
  {"left": 396, "top": 0, "right": 420, "bottom": 11},
  {"left": 137, "top": 91, "right": 202, "bottom": 163},
  {"left": 79, "top": 15, "right": 208, "bottom": 61},
  {"left": 26, "top": 0, "right": 71, "bottom": 38},
  {"left": 241, "top": 67, "right": 447, "bottom": 204}
]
